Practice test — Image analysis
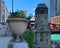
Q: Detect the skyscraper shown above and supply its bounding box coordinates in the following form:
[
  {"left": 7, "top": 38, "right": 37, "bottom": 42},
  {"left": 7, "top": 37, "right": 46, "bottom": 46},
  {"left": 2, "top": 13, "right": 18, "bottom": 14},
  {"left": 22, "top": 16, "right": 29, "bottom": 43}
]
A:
[
  {"left": 55, "top": 0, "right": 60, "bottom": 16},
  {"left": 50, "top": 0, "right": 55, "bottom": 17},
  {"left": 50, "top": 0, "right": 60, "bottom": 17}
]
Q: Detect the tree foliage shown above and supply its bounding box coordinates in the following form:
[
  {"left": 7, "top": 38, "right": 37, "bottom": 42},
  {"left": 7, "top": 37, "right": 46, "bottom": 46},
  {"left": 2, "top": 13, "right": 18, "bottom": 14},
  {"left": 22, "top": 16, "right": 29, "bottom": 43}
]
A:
[
  {"left": 24, "top": 29, "right": 34, "bottom": 48},
  {"left": 26, "top": 14, "right": 33, "bottom": 20}
]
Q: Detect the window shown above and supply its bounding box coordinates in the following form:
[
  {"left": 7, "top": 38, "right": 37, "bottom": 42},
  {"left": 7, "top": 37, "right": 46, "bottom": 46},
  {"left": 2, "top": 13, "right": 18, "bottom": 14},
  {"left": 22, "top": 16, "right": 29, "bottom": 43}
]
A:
[
  {"left": 2, "top": 15, "right": 5, "bottom": 21},
  {"left": 35, "top": 23, "right": 37, "bottom": 28},
  {"left": 46, "top": 39, "right": 48, "bottom": 42},
  {"left": 41, "top": 20, "right": 43, "bottom": 23},
  {"left": 45, "top": 17, "right": 47, "bottom": 19},
  {"left": 35, "top": 8, "right": 48, "bottom": 14},
  {"left": 41, "top": 23, "right": 43, "bottom": 26},
  {"left": 40, "top": 10, "right": 47, "bottom": 14},
  {"left": 40, "top": 39, "right": 43, "bottom": 42},
  {"left": 38, "top": 47, "right": 41, "bottom": 48},
  {"left": 47, "top": 33, "right": 48, "bottom": 36}
]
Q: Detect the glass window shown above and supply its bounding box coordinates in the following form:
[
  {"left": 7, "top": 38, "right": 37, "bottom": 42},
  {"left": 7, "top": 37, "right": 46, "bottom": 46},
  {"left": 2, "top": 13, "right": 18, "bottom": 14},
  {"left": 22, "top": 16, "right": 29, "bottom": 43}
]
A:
[
  {"left": 46, "top": 39, "right": 48, "bottom": 42},
  {"left": 47, "top": 33, "right": 48, "bottom": 36},
  {"left": 40, "top": 39, "right": 43, "bottom": 42},
  {"left": 38, "top": 47, "right": 41, "bottom": 48},
  {"left": 41, "top": 20, "right": 43, "bottom": 23},
  {"left": 2, "top": 15, "right": 5, "bottom": 21},
  {"left": 45, "top": 17, "right": 47, "bottom": 19}
]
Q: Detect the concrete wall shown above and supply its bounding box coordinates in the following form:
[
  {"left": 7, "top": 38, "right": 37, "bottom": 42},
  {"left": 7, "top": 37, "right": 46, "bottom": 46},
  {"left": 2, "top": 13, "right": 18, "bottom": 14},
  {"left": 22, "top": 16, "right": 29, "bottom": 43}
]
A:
[{"left": 0, "top": 37, "right": 12, "bottom": 48}]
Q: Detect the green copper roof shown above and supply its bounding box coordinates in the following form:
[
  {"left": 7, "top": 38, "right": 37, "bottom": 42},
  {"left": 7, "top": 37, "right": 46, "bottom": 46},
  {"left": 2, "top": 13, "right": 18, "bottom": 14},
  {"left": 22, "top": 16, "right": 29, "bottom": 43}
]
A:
[{"left": 51, "top": 34, "right": 60, "bottom": 41}]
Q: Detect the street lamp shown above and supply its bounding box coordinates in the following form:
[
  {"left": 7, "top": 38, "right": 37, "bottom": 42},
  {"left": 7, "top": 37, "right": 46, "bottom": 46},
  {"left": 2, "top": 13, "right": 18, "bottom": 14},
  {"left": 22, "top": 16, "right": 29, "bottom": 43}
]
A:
[{"left": 12, "top": 0, "right": 13, "bottom": 13}]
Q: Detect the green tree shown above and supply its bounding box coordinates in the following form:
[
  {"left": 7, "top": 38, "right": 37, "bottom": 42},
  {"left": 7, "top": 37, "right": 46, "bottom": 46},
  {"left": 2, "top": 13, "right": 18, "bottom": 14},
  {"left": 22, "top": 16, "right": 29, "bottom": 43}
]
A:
[
  {"left": 24, "top": 29, "right": 34, "bottom": 48},
  {"left": 26, "top": 14, "right": 33, "bottom": 20}
]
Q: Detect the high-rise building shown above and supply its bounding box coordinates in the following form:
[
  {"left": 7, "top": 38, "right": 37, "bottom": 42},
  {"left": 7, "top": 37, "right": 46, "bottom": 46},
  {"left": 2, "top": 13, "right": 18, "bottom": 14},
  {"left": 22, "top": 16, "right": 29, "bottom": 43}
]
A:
[
  {"left": 50, "top": 0, "right": 60, "bottom": 17},
  {"left": 0, "top": 0, "right": 9, "bottom": 22},
  {"left": 54, "top": 0, "right": 60, "bottom": 16},
  {"left": 50, "top": 0, "right": 55, "bottom": 17},
  {"left": 34, "top": 4, "right": 51, "bottom": 48}
]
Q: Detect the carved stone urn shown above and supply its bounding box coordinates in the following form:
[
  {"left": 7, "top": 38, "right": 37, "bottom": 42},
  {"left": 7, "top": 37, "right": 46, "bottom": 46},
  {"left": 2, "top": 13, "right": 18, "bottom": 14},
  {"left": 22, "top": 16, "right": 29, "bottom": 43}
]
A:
[{"left": 7, "top": 18, "right": 28, "bottom": 42}]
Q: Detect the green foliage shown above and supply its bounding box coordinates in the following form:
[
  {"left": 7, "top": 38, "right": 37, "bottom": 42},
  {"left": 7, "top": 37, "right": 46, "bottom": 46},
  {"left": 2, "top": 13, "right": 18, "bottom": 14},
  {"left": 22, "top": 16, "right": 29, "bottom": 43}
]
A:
[
  {"left": 26, "top": 14, "right": 33, "bottom": 20},
  {"left": 24, "top": 29, "right": 34, "bottom": 48},
  {"left": 10, "top": 10, "right": 26, "bottom": 18}
]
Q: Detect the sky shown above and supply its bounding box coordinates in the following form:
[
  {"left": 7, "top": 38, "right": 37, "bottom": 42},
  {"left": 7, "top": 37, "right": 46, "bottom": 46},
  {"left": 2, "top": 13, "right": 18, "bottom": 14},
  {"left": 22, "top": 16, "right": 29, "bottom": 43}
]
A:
[{"left": 4, "top": 0, "right": 50, "bottom": 16}]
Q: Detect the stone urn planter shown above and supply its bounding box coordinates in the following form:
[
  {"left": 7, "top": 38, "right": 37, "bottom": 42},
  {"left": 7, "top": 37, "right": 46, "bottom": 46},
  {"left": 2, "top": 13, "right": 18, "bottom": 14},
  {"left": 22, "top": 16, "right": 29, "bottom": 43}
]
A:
[
  {"left": 7, "top": 10, "right": 29, "bottom": 42},
  {"left": 7, "top": 18, "right": 28, "bottom": 42},
  {"left": 7, "top": 10, "right": 29, "bottom": 48}
]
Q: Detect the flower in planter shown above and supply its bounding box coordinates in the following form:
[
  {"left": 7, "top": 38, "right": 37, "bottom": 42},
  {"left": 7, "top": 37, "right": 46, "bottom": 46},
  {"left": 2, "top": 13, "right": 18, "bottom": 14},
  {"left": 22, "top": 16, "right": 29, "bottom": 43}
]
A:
[{"left": 9, "top": 10, "right": 26, "bottom": 18}]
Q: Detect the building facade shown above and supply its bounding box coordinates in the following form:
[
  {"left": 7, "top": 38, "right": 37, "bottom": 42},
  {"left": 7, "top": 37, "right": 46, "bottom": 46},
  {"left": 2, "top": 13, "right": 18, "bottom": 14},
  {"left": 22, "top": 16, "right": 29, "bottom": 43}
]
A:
[
  {"left": 50, "top": 0, "right": 55, "bottom": 17},
  {"left": 0, "top": 0, "right": 9, "bottom": 22},
  {"left": 34, "top": 4, "right": 51, "bottom": 48},
  {"left": 50, "top": 0, "right": 60, "bottom": 17},
  {"left": 50, "top": 16, "right": 60, "bottom": 32},
  {"left": 54, "top": 0, "right": 60, "bottom": 16}
]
